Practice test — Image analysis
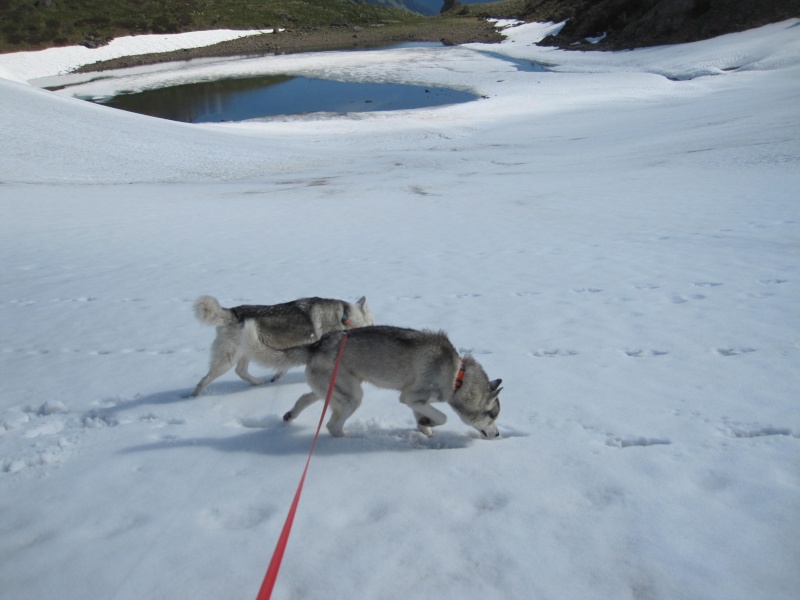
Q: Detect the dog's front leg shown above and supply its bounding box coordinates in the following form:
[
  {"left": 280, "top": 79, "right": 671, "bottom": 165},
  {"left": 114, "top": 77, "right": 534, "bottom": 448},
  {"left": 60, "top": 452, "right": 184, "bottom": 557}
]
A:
[
  {"left": 400, "top": 392, "right": 447, "bottom": 437},
  {"left": 412, "top": 410, "right": 436, "bottom": 438}
]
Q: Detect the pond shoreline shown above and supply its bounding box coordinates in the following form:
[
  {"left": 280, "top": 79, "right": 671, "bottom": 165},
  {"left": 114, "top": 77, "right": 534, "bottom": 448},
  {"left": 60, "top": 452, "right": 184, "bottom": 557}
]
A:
[
  {"left": 76, "top": 18, "right": 505, "bottom": 74},
  {"left": 98, "top": 75, "right": 480, "bottom": 123}
]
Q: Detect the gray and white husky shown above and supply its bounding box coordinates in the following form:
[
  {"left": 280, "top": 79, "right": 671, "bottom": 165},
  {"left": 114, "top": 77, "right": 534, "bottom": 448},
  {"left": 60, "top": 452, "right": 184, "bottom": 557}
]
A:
[
  {"left": 192, "top": 295, "right": 373, "bottom": 396},
  {"left": 282, "top": 325, "right": 502, "bottom": 439}
]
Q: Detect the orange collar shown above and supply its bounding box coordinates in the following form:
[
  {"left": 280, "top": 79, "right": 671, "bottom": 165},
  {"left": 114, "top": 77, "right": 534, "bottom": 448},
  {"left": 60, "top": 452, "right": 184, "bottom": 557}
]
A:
[{"left": 454, "top": 359, "right": 466, "bottom": 393}]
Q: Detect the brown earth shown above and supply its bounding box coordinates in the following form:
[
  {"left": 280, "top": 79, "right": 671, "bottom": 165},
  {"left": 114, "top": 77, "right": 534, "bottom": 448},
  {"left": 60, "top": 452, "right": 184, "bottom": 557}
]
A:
[{"left": 75, "top": 17, "right": 503, "bottom": 73}]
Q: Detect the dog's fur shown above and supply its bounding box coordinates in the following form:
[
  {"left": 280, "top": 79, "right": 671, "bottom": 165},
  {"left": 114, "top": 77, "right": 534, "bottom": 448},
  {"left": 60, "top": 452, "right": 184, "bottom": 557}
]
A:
[
  {"left": 282, "top": 325, "right": 502, "bottom": 438},
  {"left": 192, "top": 295, "right": 373, "bottom": 396}
]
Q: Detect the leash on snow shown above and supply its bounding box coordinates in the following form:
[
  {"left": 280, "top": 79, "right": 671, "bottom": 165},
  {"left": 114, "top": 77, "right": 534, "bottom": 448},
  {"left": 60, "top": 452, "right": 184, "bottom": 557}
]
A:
[{"left": 255, "top": 332, "right": 349, "bottom": 600}]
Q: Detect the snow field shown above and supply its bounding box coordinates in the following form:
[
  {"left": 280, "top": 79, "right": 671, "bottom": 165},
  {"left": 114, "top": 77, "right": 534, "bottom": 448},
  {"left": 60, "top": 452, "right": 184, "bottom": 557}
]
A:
[{"left": 1, "top": 18, "right": 799, "bottom": 600}]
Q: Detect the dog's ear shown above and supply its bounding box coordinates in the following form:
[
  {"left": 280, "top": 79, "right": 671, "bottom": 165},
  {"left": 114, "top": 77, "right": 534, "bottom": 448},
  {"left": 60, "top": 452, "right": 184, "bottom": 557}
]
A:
[
  {"left": 489, "top": 378, "right": 502, "bottom": 392},
  {"left": 489, "top": 397, "right": 501, "bottom": 419},
  {"left": 357, "top": 296, "right": 367, "bottom": 307}
]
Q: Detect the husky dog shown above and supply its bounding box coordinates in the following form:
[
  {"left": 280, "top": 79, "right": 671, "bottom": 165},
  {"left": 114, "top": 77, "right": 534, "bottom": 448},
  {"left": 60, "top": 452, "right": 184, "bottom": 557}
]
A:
[
  {"left": 192, "top": 295, "right": 373, "bottom": 396},
  {"left": 282, "top": 326, "right": 502, "bottom": 439}
]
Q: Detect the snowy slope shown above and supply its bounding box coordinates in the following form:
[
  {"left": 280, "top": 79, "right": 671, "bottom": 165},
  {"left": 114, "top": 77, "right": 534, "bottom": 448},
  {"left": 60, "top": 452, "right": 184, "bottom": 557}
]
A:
[{"left": 1, "top": 19, "right": 799, "bottom": 600}]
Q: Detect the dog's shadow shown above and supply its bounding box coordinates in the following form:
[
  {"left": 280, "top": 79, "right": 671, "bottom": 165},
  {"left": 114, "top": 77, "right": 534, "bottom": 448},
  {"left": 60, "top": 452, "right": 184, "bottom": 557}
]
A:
[
  {"left": 120, "top": 414, "right": 485, "bottom": 456},
  {"left": 95, "top": 373, "right": 307, "bottom": 418},
  {"left": 112, "top": 374, "right": 524, "bottom": 456}
]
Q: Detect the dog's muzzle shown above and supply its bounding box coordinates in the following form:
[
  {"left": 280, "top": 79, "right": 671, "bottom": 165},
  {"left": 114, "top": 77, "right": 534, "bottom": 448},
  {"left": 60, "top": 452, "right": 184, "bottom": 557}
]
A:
[{"left": 480, "top": 427, "right": 500, "bottom": 439}]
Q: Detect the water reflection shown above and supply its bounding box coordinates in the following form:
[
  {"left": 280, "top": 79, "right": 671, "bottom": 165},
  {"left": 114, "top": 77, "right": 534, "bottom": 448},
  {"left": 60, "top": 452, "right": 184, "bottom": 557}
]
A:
[{"left": 96, "top": 75, "right": 477, "bottom": 122}]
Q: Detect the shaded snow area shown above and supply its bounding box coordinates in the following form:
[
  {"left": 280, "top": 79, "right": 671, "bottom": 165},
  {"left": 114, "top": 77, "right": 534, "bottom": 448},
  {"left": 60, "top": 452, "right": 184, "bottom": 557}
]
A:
[{"left": 1, "top": 19, "right": 799, "bottom": 600}]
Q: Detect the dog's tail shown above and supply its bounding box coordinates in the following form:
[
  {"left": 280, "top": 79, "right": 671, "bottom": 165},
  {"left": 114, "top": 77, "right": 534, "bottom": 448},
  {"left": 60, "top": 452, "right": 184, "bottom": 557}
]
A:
[{"left": 193, "top": 295, "right": 238, "bottom": 327}]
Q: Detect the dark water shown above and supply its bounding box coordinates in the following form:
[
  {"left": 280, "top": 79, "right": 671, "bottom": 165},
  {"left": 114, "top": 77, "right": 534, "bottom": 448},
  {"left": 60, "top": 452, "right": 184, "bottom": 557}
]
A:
[{"left": 93, "top": 75, "right": 478, "bottom": 123}]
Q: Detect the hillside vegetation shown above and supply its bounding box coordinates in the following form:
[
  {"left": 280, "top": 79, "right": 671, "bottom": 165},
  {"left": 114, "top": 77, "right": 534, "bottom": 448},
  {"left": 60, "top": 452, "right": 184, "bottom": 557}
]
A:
[
  {"left": 0, "top": 0, "right": 419, "bottom": 52},
  {"left": 3, "top": 0, "right": 798, "bottom": 54}
]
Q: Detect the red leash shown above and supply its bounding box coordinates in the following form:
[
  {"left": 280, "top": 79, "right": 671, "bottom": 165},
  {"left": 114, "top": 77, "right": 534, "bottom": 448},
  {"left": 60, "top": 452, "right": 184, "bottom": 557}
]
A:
[{"left": 255, "top": 333, "right": 349, "bottom": 600}]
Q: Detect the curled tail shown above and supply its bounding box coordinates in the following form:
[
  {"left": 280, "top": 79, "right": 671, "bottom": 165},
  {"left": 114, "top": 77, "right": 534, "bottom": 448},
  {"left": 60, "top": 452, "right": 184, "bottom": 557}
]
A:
[{"left": 193, "top": 295, "right": 238, "bottom": 327}]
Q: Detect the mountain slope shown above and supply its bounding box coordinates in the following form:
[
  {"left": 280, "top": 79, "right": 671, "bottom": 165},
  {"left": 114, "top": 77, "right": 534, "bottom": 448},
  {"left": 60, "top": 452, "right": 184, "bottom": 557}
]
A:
[{"left": 0, "top": 0, "right": 416, "bottom": 51}]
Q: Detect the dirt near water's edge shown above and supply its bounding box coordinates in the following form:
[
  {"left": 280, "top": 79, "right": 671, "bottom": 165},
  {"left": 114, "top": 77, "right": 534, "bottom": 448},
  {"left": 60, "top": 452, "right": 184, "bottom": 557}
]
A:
[{"left": 75, "top": 18, "right": 504, "bottom": 74}]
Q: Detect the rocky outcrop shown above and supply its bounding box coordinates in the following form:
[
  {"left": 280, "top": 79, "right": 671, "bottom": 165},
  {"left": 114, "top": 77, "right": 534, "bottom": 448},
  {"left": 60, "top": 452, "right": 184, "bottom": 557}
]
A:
[{"left": 520, "top": 0, "right": 800, "bottom": 49}]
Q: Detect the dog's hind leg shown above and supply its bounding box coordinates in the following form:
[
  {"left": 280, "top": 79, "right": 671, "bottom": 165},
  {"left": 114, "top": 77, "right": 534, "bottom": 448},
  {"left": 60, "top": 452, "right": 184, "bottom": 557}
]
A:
[
  {"left": 325, "top": 383, "right": 363, "bottom": 437},
  {"left": 192, "top": 360, "right": 233, "bottom": 396},
  {"left": 283, "top": 392, "right": 320, "bottom": 422},
  {"left": 234, "top": 357, "right": 263, "bottom": 386},
  {"left": 193, "top": 330, "right": 240, "bottom": 396}
]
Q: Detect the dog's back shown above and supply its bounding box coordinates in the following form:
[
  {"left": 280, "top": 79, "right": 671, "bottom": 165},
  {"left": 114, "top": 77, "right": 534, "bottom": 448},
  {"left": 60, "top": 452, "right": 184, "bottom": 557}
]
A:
[
  {"left": 311, "top": 326, "right": 460, "bottom": 394},
  {"left": 242, "top": 300, "right": 319, "bottom": 349},
  {"left": 244, "top": 297, "right": 371, "bottom": 349}
]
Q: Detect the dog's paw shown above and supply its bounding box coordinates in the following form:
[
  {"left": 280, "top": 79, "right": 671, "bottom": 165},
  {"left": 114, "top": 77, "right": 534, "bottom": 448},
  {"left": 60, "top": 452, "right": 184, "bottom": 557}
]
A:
[
  {"left": 417, "top": 424, "right": 434, "bottom": 438},
  {"left": 326, "top": 425, "right": 346, "bottom": 437},
  {"left": 282, "top": 411, "right": 294, "bottom": 422}
]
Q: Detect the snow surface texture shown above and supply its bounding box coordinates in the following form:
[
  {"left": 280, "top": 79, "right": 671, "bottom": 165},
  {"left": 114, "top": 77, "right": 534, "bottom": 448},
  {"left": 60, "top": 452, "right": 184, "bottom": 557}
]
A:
[{"left": 1, "top": 19, "right": 799, "bottom": 600}]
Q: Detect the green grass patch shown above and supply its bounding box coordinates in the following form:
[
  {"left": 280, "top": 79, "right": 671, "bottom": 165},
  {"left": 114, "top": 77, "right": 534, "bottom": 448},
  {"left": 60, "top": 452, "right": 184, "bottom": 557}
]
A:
[{"left": 0, "top": 0, "right": 425, "bottom": 52}]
